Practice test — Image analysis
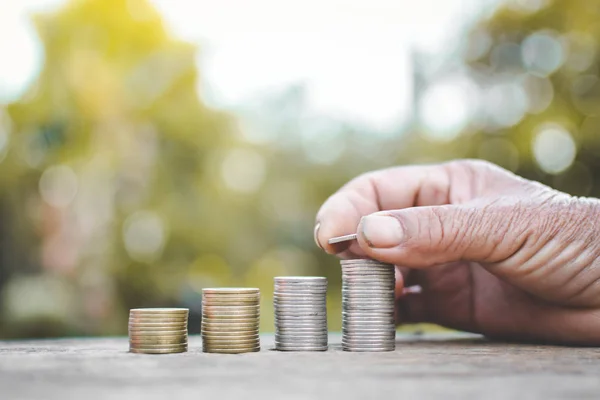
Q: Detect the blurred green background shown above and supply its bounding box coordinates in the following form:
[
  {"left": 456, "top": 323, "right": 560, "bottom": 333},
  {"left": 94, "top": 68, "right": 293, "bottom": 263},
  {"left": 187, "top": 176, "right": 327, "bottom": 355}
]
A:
[{"left": 0, "top": 0, "right": 599, "bottom": 338}]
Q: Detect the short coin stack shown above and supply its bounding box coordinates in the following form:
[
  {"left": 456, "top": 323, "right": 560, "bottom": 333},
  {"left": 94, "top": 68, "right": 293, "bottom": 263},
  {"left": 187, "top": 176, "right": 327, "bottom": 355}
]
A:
[
  {"left": 274, "top": 277, "right": 328, "bottom": 351},
  {"left": 201, "top": 288, "right": 260, "bottom": 354},
  {"left": 341, "top": 260, "right": 396, "bottom": 352},
  {"left": 128, "top": 308, "right": 189, "bottom": 354}
]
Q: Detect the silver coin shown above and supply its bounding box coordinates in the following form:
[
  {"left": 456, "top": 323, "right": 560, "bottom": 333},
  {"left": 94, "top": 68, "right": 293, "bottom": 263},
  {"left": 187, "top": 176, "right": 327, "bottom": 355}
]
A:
[
  {"left": 342, "top": 333, "right": 395, "bottom": 340},
  {"left": 342, "top": 306, "right": 395, "bottom": 311},
  {"left": 275, "top": 321, "right": 326, "bottom": 326},
  {"left": 342, "top": 318, "right": 395, "bottom": 324},
  {"left": 274, "top": 286, "right": 328, "bottom": 291},
  {"left": 275, "top": 319, "right": 327, "bottom": 324},
  {"left": 342, "top": 337, "right": 395, "bottom": 344},
  {"left": 342, "top": 301, "right": 394, "bottom": 307},
  {"left": 342, "top": 289, "right": 395, "bottom": 295},
  {"left": 340, "top": 258, "right": 391, "bottom": 264},
  {"left": 342, "top": 307, "right": 394, "bottom": 312},
  {"left": 276, "top": 331, "right": 328, "bottom": 337},
  {"left": 275, "top": 346, "right": 328, "bottom": 352},
  {"left": 275, "top": 314, "right": 327, "bottom": 319},
  {"left": 275, "top": 340, "right": 327, "bottom": 346},
  {"left": 203, "top": 317, "right": 259, "bottom": 323},
  {"left": 274, "top": 280, "right": 328, "bottom": 285},
  {"left": 274, "top": 292, "right": 327, "bottom": 297},
  {"left": 274, "top": 299, "right": 326, "bottom": 305},
  {"left": 274, "top": 303, "right": 326, "bottom": 309},
  {"left": 275, "top": 324, "right": 328, "bottom": 330},
  {"left": 328, "top": 233, "right": 358, "bottom": 244},
  {"left": 273, "top": 310, "right": 326, "bottom": 316},
  {"left": 342, "top": 288, "right": 394, "bottom": 293},
  {"left": 342, "top": 273, "right": 394, "bottom": 278},
  {"left": 275, "top": 331, "right": 328, "bottom": 336},
  {"left": 343, "top": 301, "right": 394, "bottom": 306},
  {"left": 341, "top": 269, "right": 393, "bottom": 274},
  {"left": 342, "top": 347, "right": 394, "bottom": 352},
  {"left": 275, "top": 340, "right": 328, "bottom": 346},
  {"left": 275, "top": 339, "right": 328, "bottom": 344},
  {"left": 341, "top": 265, "right": 393, "bottom": 269},
  {"left": 274, "top": 304, "right": 326, "bottom": 310},
  {"left": 343, "top": 325, "right": 395, "bottom": 331},
  {"left": 274, "top": 302, "right": 327, "bottom": 307},
  {"left": 342, "top": 315, "right": 395, "bottom": 320},
  {"left": 342, "top": 294, "right": 394, "bottom": 300},
  {"left": 342, "top": 277, "right": 394, "bottom": 283},
  {"left": 342, "top": 284, "right": 395, "bottom": 289},
  {"left": 275, "top": 326, "right": 327, "bottom": 332},
  {"left": 273, "top": 293, "right": 327, "bottom": 299},
  {"left": 275, "top": 321, "right": 327, "bottom": 327},
  {"left": 274, "top": 290, "right": 327, "bottom": 296},
  {"left": 276, "top": 327, "right": 327, "bottom": 332},
  {"left": 341, "top": 268, "right": 394, "bottom": 273},
  {"left": 275, "top": 337, "right": 328, "bottom": 344}
]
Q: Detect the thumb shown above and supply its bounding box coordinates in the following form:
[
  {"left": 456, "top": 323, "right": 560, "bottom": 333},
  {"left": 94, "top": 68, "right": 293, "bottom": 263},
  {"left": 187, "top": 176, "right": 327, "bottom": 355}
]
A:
[{"left": 356, "top": 204, "right": 522, "bottom": 268}]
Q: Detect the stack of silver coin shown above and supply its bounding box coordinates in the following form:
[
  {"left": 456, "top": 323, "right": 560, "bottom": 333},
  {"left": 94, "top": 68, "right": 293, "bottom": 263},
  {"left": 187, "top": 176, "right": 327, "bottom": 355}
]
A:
[
  {"left": 128, "top": 308, "right": 189, "bottom": 354},
  {"left": 274, "top": 277, "right": 328, "bottom": 351},
  {"left": 341, "top": 260, "right": 395, "bottom": 352},
  {"left": 201, "top": 288, "right": 260, "bottom": 354}
]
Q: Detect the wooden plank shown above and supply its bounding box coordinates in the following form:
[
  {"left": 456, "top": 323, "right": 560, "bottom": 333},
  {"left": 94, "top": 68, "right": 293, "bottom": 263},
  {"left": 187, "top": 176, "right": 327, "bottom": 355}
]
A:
[{"left": 0, "top": 333, "right": 598, "bottom": 399}]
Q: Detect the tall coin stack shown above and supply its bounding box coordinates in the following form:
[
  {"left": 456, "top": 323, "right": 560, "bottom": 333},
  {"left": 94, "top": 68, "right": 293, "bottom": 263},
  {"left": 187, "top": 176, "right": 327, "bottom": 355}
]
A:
[
  {"left": 128, "top": 308, "right": 189, "bottom": 354},
  {"left": 341, "top": 260, "right": 396, "bottom": 352},
  {"left": 274, "top": 277, "right": 328, "bottom": 351},
  {"left": 201, "top": 288, "right": 261, "bottom": 354}
]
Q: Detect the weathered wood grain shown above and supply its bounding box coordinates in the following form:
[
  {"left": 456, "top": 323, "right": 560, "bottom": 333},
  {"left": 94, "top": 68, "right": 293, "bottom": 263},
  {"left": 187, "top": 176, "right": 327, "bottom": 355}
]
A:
[{"left": 0, "top": 333, "right": 598, "bottom": 399}]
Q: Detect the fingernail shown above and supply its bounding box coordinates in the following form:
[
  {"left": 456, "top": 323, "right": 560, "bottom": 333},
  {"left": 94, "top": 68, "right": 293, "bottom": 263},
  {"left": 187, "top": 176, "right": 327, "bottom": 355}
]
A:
[
  {"left": 313, "top": 222, "right": 323, "bottom": 250},
  {"left": 361, "top": 215, "right": 404, "bottom": 248}
]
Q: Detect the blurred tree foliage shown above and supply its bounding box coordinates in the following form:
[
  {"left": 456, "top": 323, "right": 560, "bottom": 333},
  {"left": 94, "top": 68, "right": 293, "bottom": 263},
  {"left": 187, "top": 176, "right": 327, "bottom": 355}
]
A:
[
  {"left": 2, "top": 0, "right": 600, "bottom": 339},
  {"left": 452, "top": 0, "right": 600, "bottom": 195},
  {"left": 1, "top": 0, "right": 238, "bottom": 337}
]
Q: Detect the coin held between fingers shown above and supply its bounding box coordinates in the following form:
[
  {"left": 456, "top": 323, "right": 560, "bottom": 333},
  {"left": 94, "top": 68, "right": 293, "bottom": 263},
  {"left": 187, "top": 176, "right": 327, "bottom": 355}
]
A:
[{"left": 328, "top": 233, "right": 358, "bottom": 245}]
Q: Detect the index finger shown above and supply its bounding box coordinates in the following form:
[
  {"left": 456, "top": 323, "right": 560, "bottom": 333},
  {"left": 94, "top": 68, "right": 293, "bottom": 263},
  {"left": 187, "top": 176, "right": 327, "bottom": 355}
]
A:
[{"left": 314, "top": 162, "right": 459, "bottom": 255}]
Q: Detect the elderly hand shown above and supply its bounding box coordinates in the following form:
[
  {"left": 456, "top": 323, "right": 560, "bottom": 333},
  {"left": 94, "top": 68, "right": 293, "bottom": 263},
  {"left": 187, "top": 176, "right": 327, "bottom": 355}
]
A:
[{"left": 315, "top": 160, "right": 600, "bottom": 345}]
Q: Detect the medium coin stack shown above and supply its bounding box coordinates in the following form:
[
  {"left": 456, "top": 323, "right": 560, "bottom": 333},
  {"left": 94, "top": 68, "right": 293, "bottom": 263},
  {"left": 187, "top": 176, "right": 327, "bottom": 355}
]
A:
[
  {"left": 201, "top": 288, "right": 260, "bottom": 354},
  {"left": 341, "top": 260, "right": 395, "bottom": 352},
  {"left": 274, "top": 277, "right": 328, "bottom": 351},
  {"left": 128, "top": 308, "right": 189, "bottom": 354}
]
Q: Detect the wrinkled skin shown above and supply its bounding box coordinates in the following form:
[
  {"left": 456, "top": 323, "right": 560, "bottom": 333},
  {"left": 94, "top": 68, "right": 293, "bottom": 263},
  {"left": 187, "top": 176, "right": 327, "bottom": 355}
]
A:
[{"left": 315, "top": 160, "right": 600, "bottom": 345}]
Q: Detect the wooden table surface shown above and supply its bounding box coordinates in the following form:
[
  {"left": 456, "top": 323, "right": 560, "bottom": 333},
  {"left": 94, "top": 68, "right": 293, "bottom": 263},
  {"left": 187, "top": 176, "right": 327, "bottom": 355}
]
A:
[{"left": 0, "top": 333, "right": 598, "bottom": 400}]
